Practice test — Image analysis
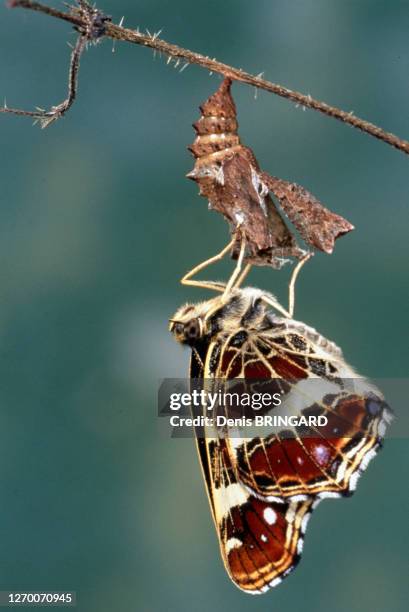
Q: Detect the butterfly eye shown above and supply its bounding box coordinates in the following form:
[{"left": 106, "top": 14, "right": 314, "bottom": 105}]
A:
[{"left": 173, "top": 323, "right": 184, "bottom": 335}]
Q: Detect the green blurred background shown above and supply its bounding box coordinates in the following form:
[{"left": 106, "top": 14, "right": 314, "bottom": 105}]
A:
[{"left": 0, "top": 1, "right": 408, "bottom": 610}]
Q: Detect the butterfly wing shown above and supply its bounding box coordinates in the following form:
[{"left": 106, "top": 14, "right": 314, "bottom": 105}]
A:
[
  {"left": 196, "top": 428, "right": 315, "bottom": 593},
  {"left": 187, "top": 311, "right": 392, "bottom": 593},
  {"left": 189, "top": 344, "right": 317, "bottom": 593},
  {"left": 207, "top": 318, "right": 392, "bottom": 500}
]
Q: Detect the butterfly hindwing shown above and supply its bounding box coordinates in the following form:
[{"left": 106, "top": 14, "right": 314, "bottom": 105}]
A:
[
  {"left": 190, "top": 351, "right": 314, "bottom": 593},
  {"left": 200, "top": 434, "right": 314, "bottom": 594}
]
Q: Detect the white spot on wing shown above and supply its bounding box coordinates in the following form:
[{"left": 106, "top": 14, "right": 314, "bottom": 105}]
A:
[
  {"left": 349, "top": 469, "right": 361, "bottom": 491},
  {"left": 285, "top": 502, "right": 297, "bottom": 524},
  {"left": 213, "top": 483, "right": 249, "bottom": 520},
  {"left": 336, "top": 458, "right": 347, "bottom": 482},
  {"left": 317, "top": 491, "right": 341, "bottom": 499},
  {"left": 301, "top": 512, "right": 311, "bottom": 534},
  {"left": 264, "top": 494, "right": 286, "bottom": 504},
  {"left": 359, "top": 447, "right": 377, "bottom": 472},
  {"left": 345, "top": 437, "right": 366, "bottom": 459},
  {"left": 225, "top": 537, "right": 243, "bottom": 554},
  {"left": 290, "top": 494, "right": 309, "bottom": 502},
  {"left": 263, "top": 507, "right": 277, "bottom": 525}
]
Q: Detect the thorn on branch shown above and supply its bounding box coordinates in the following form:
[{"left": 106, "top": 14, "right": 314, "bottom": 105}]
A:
[{"left": 112, "top": 16, "right": 125, "bottom": 53}]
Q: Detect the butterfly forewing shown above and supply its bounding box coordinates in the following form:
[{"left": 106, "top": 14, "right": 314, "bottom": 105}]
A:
[{"left": 208, "top": 318, "right": 392, "bottom": 500}]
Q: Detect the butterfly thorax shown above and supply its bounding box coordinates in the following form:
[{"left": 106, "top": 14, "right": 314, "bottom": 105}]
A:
[
  {"left": 169, "top": 287, "right": 282, "bottom": 347},
  {"left": 169, "top": 286, "right": 343, "bottom": 360}
]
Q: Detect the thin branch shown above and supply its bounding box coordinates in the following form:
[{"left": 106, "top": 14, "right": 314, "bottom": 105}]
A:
[
  {"left": 2, "top": 0, "right": 409, "bottom": 157},
  {"left": 1, "top": 0, "right": 111, "bottom": 127},
  {"left": 2, "top": 34, "right": 86, "bottom": 127}
]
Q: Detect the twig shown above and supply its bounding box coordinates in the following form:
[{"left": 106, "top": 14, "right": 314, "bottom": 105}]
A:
[
  {"left": 2, "top": 0, "right": 409, "bottom": 157},
  {"left": 2, "top": 34, "right": 85, "bottom": 128},
  {"left": 1, "top": 1, "right": 110, "bottom": 127}
]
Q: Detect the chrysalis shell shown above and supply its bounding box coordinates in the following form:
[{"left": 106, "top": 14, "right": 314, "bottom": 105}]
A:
[
  {"left": 189, "top": 78, "right": 240, "bottom": 159},
  {"left": 187, "top": 78, "right": 353, "bottom": 265}
]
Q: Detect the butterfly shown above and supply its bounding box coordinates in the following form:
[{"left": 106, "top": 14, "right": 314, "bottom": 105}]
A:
[{"left": 169, "top": 287, "right": 392, "bottom": 594}]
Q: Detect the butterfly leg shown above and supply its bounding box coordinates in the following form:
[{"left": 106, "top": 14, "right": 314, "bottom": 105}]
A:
[
  {"left": 288, "top": 253, "right": 313, "bottom": 318},
  {"left": 222, "top": 237, "right": 247, "bottom": 300},
  {"left": 234, "top": 262, "right": 252, "bottom": 289},
  {"left": 261, "top": 294, "right": 291, "bottom": 318},
  {"left": 180, "top": 237, "right": 236, "bottom": 293}
]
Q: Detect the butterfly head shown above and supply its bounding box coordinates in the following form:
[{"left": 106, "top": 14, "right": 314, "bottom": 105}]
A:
[
  {"left": 168, "top": 300, "right": 211, "bottom": 346},
  {"left": 169, "top": 287, "right": 280, "bottom": 347}
]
